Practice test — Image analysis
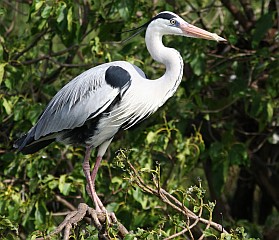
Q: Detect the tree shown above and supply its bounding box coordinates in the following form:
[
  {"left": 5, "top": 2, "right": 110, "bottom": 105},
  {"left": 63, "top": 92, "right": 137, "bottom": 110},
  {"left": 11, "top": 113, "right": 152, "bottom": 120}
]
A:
[{"left": 0, "top": 0, "right": 278, "bottom": 239}]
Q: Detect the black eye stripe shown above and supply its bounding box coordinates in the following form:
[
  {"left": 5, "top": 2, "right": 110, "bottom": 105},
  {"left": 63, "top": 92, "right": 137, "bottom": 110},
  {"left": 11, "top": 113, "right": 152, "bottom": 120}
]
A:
[
  {"left": 143, "top": 13, "right": 179, "bottom": 28},
  {"left": 153, "top": 12, "right": 175, "bottom": 21}
]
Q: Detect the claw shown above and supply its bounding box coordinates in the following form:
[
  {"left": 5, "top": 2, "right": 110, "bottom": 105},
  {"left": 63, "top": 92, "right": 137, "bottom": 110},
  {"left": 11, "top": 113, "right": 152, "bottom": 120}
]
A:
[
  {"left": 109, "top": 212, "right": 117, "bottom": 223},
  {"left": 35, "top": 203, "right": 120, "bottom": 240},
  {"left": 88, "top": 207, "right": 102, "bottom": 230}
]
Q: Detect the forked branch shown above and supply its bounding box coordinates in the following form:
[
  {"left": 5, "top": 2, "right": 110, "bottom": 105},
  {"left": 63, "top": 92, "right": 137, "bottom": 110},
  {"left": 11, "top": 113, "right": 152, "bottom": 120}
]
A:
[{"left": 125, "top": 160, "right": 228, "bottom": 239}]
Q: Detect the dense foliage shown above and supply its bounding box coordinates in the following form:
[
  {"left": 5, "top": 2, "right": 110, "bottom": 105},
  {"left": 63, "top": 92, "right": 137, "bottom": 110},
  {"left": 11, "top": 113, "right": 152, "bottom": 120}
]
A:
[{"left": 0, "top": 0, "right": 278, "bottom": 239}]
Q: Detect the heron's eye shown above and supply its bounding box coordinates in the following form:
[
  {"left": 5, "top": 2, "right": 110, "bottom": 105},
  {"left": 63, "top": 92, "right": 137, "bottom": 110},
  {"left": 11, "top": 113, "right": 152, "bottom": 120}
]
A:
[{"left": 170, "top": 19, "right": 177, "bottom": 25}]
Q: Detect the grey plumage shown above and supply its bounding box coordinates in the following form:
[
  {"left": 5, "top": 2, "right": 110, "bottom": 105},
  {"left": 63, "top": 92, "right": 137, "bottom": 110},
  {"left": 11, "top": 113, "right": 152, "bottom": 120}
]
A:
[
  {"left": 14, "top": 11, "right": 226, "bottom": 211},
  {"left": 14, "top": 61, "right": 148, "bottom": 153}
]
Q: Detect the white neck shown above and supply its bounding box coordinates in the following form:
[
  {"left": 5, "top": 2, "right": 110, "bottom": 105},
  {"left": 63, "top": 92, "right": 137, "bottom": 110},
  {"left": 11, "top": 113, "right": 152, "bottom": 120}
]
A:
[{"left": 145, "top": 25, "right": 184, "bottom": 105}]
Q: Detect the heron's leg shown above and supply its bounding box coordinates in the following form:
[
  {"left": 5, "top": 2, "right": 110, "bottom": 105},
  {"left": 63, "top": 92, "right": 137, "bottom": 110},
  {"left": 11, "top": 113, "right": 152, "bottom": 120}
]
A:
[
  {"left": 90, "top": 139, "right": 113, "bottom": 210},
  {"left": 89, "top": 155, "right": 106, "bottom": 211},
  {"left": 82, "top": 146, "right": 102, "bottom": 211}
]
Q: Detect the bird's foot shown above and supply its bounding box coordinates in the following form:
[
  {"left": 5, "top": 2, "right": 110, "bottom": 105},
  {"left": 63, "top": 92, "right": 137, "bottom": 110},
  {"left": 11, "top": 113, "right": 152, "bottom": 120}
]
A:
[
  {"left": 88, "top": 205, "right": 117, "bottom": 229},
  {"left": 85, "top": 184, "right": 116, "bottom": 225},
  {"left": 35, "top": 203, "right": 120, "bottom": 240},
  {"left": 86, "top": 184, "right": 108, "bottom": 212}
]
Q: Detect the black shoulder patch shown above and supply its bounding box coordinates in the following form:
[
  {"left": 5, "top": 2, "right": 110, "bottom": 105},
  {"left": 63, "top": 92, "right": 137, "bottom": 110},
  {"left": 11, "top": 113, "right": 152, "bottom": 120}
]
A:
[{"left": 105, "top": 66, "right": 131, "bottom": 89}]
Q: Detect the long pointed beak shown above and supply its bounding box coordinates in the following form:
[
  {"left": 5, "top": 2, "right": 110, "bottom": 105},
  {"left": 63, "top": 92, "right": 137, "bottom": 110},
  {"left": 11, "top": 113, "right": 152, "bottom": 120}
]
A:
[{"left": 180, "top": 23, "right": 226, "bottom": 42}]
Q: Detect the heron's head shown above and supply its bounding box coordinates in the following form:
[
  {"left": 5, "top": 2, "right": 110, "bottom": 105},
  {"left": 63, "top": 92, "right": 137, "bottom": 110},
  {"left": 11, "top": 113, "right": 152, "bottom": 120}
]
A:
[{"left": 146, "top": 11, "right": 226, "bottom": 42}]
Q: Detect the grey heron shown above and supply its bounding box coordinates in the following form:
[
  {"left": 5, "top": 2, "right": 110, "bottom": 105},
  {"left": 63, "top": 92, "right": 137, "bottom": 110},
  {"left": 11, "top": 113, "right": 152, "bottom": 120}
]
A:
[{"left": 14, "top": 11, "right": 226, "bottom": 212}]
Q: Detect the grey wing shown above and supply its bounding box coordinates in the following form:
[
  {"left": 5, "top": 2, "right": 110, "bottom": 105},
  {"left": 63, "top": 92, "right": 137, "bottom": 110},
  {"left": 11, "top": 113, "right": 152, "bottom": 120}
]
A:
[{"left": 27, "top": 64, "right": 131, "bottom": 142}]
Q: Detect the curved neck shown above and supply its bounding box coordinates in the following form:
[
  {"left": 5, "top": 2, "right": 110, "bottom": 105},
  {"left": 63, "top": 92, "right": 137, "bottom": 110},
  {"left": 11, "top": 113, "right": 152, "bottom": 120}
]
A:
[{"left": 145, "top": 26, "right": 184, "bottom": 103}]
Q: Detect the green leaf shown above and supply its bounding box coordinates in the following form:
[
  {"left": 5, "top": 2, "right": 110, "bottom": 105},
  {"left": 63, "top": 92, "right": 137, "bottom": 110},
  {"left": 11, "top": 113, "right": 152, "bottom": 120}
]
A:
[
  {"left": 2, "top": 98, "right": 12, "bottom": 115},
  {"left": 146, "top": 131, "right": 156, "bottom": 144},
  {"left": 248, "top": 94, "right": 262, "bottom": 118},
  {"left": 0, "top": 216, "right": 18, "bottom": 234},
  {"left": 59, "top": 174, "right": 71, "bottom": 195},
  {"left": 124, "top": 234, "right": 137, "bottom": 240},
  {"left": 67, "top": 7, "right": 73, "bottom": 32},
  {"left": 35, "top": 0, "right": 44, "bottom": 11},
  {"left": 228, "top": 143, "right": 248, "bottom": 165},
  {"left": 117, "top": 0, "right": 134, "bottom": 20},
  {"left": 48, "top": 179, "right": 58, "bottom": 189},
  {"left": 228, "top": 34, "right": 238, "bottom": 45},
  {"left": 203, "top": 228, "right": 217, "bottom": 238},
  {"left": 0, "top": 62, "right": 7, "bottom": 86},
  {"left": 193, "top": 205, "right": 200, "bottom": 213},
  {"left": 0, "top": 7, "right": 6, "bottom": 16},
  {"left": 252, "top": 13, "right": 274, "bottom": 45},
  {"left": 266, "top": 101, "right": 273, "bottom": 122},
  {"left": 4, "top": 78, "right": 12, "bottom": 90},
  {"left": 37, "top": 18, "right": 47, "bottom": 31},
  {"left": 56, "top": 3, "right": 66, "bottom": 23},
  {"left": 34, "top": 202, "right": 44, "bottom": 228},
  {"left": 41, "top": 5, "right": 52, "bottom": 19},
  {"left": 209, "top": 142, "right": 229, "bottom": 196},
  {"left": 132, "top": 187, "right": 148, "bottom": 209},
  {"left": 190, "top": 52, "right": 205, "bottom": 76}
]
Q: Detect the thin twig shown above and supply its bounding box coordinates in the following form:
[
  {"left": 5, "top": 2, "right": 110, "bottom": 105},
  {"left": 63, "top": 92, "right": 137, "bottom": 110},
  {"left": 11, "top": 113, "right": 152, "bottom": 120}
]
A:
[
  {"left": 126, "top": 161, "right": 228, "bottom": 235},
  {"left": 55, "top": 195, "right": 76, "bottom": 211},
  {"left": 239, "top": 0, "right": 255, "bottom": 23},
  {"left": 220, "top": 0, "right": 253, "bottom": 31},
  {"left": 12, "top": 29, "right": 48, "bottom": 61}
]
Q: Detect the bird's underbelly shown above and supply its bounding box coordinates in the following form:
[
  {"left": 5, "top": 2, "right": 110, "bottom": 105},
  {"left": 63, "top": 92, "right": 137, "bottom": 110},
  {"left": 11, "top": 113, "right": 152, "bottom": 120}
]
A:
[
  {"left": 84, "top": 104, "right": 142, "bottom": 147},
  {"left": 57, "top": 111, "right": 125, "bottom": 148},
  {"left": 85, "top": 119, "right": 120, "bottom": 147},
  {"left": 56, "top": 119, "right": 120, "bottom": 148}
]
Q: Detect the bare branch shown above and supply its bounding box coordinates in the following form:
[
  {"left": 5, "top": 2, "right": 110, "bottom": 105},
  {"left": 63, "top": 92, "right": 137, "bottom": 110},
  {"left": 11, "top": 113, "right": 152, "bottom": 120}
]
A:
[
  {"left": 55, "top": 195, "right": 76, "bottom": 211},
  {"left": 220, "top": 0, "right": 253, "bottom": 31},
  {"left": 239, "top": 0, "right": 255, "bottom": 23},
  {"left": 36, "top": 203, "right": 129, "bottom": 240},
  {"left": 12, "top": 29, "right": 48, "bottom": 61},
  {"left": 126, "top": 160, "right": 227, "bottom": 237},
  {"left": 2, "top": 0, "right": 28, "bottom": 15}
]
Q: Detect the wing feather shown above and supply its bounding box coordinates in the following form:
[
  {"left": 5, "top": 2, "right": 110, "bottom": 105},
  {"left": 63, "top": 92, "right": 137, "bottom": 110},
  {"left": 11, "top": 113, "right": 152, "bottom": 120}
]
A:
[{"left": 30, "top": 63, "right": 130, "bottom": 141}]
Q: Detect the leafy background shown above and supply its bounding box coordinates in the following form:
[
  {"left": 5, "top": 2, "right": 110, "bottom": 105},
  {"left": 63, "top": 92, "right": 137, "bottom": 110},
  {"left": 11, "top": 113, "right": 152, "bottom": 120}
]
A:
[{"left": 0, "top": 0, "right": 278, "bottom": 239}]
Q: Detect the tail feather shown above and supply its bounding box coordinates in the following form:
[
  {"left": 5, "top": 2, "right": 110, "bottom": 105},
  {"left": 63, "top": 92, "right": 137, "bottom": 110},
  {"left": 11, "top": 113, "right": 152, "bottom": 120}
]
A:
[
  {"left": 13, "top": 134, "right": 28, "bottom": 150},
  {"left": 14, "top": 134, "right": 55, "bottom": 155}
]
